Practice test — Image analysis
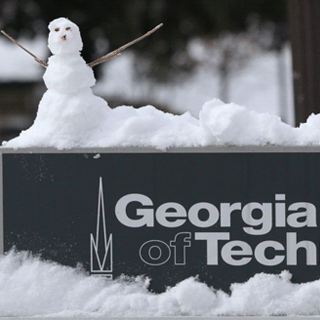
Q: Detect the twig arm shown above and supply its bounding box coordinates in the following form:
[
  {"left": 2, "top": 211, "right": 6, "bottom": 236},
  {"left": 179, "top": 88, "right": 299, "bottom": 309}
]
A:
[
  {"left": 1, "top": 30, "right": 48, "bottom": 68},
  {"left": 87, "top": 23, "right": 163, "bottom": 68}
]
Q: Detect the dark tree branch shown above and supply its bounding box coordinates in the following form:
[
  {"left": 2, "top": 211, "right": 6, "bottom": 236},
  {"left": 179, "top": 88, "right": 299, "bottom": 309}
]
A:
[
  {"left": 87, "top": 23, "right": 163, "bottom": 68},
  {"left": 1, "top": 30, "right": 48, "bottom": 68}
]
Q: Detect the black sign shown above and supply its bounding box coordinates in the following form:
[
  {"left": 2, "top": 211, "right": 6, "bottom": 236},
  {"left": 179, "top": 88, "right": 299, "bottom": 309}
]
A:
[{"left": 3, "top": 152, "right": 320, "bottom": 292}]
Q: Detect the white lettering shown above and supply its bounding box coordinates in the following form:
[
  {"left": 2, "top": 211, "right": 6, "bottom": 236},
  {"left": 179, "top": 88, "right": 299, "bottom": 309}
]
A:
[
  {"left": 220, "top": 203, "right": 241, "bottom": 227},
  {"left": 221, "top": 240, "right": 252, "bottom": 266},
  {"left": 195, "top": 232, "right": 230, "bottom": 265},
  {"left": 242, "top": 203, "right": 272, "bottom": 235},
  {"left": 287, "top": 232, "right": 317, "bottom": 265},
  {"left": 254, "top": 241, "right": 285, "bottom": 266},
  {"left": 188, "top": 202, "right": 219, "bottom": 227},
  {"left": 115, "top": 194, "right": 154, "bottom": 227},
  {"left": 287, "top": 203, "right": 317, "bottom": 228},
  {"left": 139, "top": 240, "right": 171, "bottom": 266},
  {"left": 156, "top": 202, "right": 187, "bottom": 228},
  {"left": 275, "top": 194, "right": 286, "bottom": 227},
  {"left": 169, "top": 232, "right": 191, "bottom": 265},
  {"left": 115, "top": 194, "right": 318, "bottom": 231}
]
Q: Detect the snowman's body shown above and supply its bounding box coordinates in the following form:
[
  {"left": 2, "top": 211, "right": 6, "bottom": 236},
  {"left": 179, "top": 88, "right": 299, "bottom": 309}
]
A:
[
  {"left": 44, "top": 54, "right": 95, "bottom": 94},
  {"left": 6, "top": 17, "right": 110, "bottom": 148}
]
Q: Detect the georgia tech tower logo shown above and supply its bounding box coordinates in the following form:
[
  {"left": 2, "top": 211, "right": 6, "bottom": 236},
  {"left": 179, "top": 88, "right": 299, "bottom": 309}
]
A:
[
  {"left": 90, "top": 177, "right": 113, "bottom": 279},
  {"left": 91, "top": 176, "right": 319, "bottom": 274}
]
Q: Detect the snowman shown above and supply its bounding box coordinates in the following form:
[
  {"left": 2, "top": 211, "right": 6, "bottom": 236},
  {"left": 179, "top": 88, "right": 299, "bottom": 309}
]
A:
[
  {"left": 2, "top": 18, "right": 162, "bottom": 148},
  {"left": 44, "top": 17, "right": 96, "bottom": 94},
  {"left": 5, "top": 17, "right": 111, "bottom": 148}
]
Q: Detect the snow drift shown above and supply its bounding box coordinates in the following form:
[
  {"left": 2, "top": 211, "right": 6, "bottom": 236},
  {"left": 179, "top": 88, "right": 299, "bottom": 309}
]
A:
[
  {"left": 1, "top": 250, "right": 320, "bottom": 317},
  {"left": 4, "top": 97, "right": 320, "bottom": 150}
]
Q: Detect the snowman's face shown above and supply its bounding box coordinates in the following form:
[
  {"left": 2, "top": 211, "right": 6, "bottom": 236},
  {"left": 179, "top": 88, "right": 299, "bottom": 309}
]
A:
[{"left": 48, "top": 18, "right": 83, "bottom": 55}]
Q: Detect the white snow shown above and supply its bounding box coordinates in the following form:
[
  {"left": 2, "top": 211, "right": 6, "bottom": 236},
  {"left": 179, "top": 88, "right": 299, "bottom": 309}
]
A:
[
  {"left": 1, "top": 250, "right": 320, "bottom": 317},
  {"left": 4, "top": 96, "right": 320, "bottom": 150},
  {"left": 1, "top": 17, "right": 112, "bottom": 149},
  {"left": 44, "top": 54, "right": 96, "bottom": 94},
  {"left": 48, "top": 18, "right": 83, "bottom": 55},
  {"left": 45, "top": 18, "right": 96, "bottom": 93}
]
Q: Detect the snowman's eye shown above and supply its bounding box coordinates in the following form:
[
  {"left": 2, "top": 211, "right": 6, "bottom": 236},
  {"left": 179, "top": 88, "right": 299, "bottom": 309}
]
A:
[
  {"left": 65, "top": 27, "right": 71, "bottom": 31},
  {"left": 54, "top": 27, "right": 60, "bottom": 32}
]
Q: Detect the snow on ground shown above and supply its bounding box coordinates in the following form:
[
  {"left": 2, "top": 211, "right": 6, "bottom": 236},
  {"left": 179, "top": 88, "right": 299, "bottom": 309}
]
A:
[{"left": 1, "top": 250, "right": 320, "bottom": 317}]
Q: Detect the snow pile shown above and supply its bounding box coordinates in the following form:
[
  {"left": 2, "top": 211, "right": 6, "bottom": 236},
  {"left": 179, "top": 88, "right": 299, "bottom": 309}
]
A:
[
  {"left": 1, "top": 250, "right": 320, "bottom": 317},
  {"left": 5, "top": 96, "right": 320, "bottom": 149},
  {"left": 199, "top": 99, "right": 295, "bottom": 146}
]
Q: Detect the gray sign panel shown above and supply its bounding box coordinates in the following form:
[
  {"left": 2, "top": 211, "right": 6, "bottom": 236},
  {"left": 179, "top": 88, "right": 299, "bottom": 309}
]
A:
[{"left": 2, "top": 151, "right": 320, "bottom": 292}]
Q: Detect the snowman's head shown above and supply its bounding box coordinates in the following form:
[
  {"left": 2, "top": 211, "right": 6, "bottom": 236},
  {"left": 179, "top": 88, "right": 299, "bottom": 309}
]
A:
[{"left": 48, "top": 18, "right": 83, "bottom": 55}]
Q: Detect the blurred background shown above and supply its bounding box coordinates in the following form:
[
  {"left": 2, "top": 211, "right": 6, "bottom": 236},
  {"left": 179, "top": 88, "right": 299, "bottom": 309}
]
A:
[{"left": 0, "top": 0, "right": 295, "bottom": 143}]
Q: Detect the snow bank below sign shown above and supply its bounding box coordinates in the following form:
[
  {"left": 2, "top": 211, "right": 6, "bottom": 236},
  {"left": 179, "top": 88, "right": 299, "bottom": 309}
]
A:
[
  {"left": 0, "top": 251, "right": 319, "bottom": 317},
  {"left": 3, "top": 98, "right": 320, "bottom": 149}
]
